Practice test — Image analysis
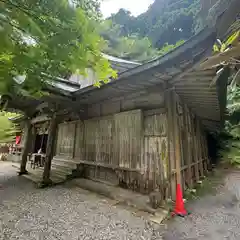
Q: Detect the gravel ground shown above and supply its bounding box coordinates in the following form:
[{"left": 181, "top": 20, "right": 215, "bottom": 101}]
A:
[
  {"left": 0, "top": 162, "right": 163, "bottom": 240},
  {"left": 163, "top": 171, "right": 240, "bottom": 240},
  {"left": 2, "top": 162, "right": 240, "bottom": 240}
]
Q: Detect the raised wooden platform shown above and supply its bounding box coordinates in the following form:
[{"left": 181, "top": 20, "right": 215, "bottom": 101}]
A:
[{"left": 11, "top": 157, "right": 79, "bottom": 185}]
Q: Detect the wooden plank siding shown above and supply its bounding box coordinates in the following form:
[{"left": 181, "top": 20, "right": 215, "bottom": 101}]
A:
[
  {"left": 74, "top": 120, "right": 85, "bottom": 159},
  {"left": 142, "top": 112, "right": 168, "bottom": 194},
  {"left": 55, "top": 122, "right": 76, "bottom": 157},
  {"left": 165, "top": 90, "right": 210, "bottom": 199},
  {"left": 53, "top": 90, "right": 210, "bottom": 199},
  {"left": 114, "top": 110, "right": 142, "bottom": 169},
  {"left": 84, "top": 116, "right": 113, "bottom": 164}
]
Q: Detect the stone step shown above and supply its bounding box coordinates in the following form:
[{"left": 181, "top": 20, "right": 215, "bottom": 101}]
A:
[
  {"left": 52, "top": 157, "right": 79, "bottom": 168},
  {"left": 22, "top": 168, "right": 67, "bottom": 185},
  {"left": 50, "top": 169, "right": 68, "bottom": 181},
  {"left": 53, "top": 156, "right": 79, "bottom": 164},
  {"left": 23, "top": 173, "right": 42, "bottom": 183},
  {"left": 51, "top": 162, "right": 74, "bottom": 171},
  {"left": 51, "top": 165, "right": 73, "bottom": 175}
]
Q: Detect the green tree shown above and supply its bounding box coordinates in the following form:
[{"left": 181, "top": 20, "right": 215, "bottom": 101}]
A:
[
  {"left": 106, "top": 0, "right": 200, "bottom": 49},
  {"left": 0, "top": 112, "right": 19, "bottom": 143},
  {"left": 221, "top": 75, "right": 240, "bottom": 165},
  {"left": 99, "top": 20, "right": 185, "bottom": 62},
  {"left": 0, "top": 0, "right": 116, "bottom": 95}
]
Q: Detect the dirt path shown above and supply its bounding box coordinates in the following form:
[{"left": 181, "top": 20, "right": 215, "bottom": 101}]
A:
[{"left": 163, "top": 170, "right": 240, "bottom": 240}]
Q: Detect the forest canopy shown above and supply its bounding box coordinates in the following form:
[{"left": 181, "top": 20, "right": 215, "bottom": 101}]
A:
[{"left": 100, "top": 0, "right": 202, "bottom": 61}]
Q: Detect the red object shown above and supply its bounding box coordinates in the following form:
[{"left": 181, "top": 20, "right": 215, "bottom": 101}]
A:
[
  {"left": 16, "top": 136, "right": 21, "bottom": 145},
  {"left": 172, "top": 183, "right": 188, "bottom": 217}
]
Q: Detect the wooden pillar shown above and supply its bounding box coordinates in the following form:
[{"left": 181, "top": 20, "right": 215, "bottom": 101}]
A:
[
  {"left": 192, "top": 115, "right": 200, "bottom": 182},
  {"left": 197, "top": 120, "right": 204, "bottom": 178},
  {"left": 42, "top": 113, "right": 58, "bottom": 185},
  {"left": 72, "top": 121, "right": 77, "bottom": 159},
  {"left": 171, "top": 92, "right": 182, "bottom": 186},
  {"left": 166, "top": 89, "right": 176, "bottom": 199},
  {"left": 203, "top": 134, "right": 209, "bottom": 172},
  {"left": 19, "top": 120, "right": 33, "bottom": 175},
  {"left": 165, "top": 89, "right": 182, "bottom": 199},
  {"left": 201, "top": 131, "right": 208, "bottom": 173},
  {"left": 183, "top": 105, "right": 193, "bottom": 188}
]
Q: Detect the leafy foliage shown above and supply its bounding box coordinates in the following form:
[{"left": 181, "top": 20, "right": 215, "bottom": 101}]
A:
[
  {"left": 99, "top": 21, "right": 158, "bottom": 62},
  {"left": 0, "top": 0, "right": 116, "bottom": 96},
  {"left": 105, "top": 0, "right": 201, "bottom": 49},
  {"left": 213, "top": 31, "right": 240, "bottom": 53},
  {"left": 0, "top": 112, "right": 19, "bottom": 143},
  {"left": 221, "top": 77, "right": 240, "bottom": 165},
  {"left": 99, "top": 20, "right": 185, "bottom": 62}
]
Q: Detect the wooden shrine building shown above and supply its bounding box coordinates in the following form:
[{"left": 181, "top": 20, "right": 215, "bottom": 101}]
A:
[{"left": 2, "top": 0, "right": 240, "bottom": 201}]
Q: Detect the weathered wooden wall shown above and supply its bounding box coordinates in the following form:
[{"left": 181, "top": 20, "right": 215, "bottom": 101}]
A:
[
  {"left": 54, "top": 107, "right": 169, "bottom": 194},
  {"left": 141, "top": 110, "right": 168, "bottom": 194},
  {"left": 114, "top": 110, "right": 142, "bottom": 169},
  {"left": 87, "top": 87, "right": 165, "bottom": 118},
  {"left": 54, "top": 88, "right": 210, "bottom": 199},
  {"left": 55, "top": 122, "right": 76, "bottom": 157},
  {"left": 166, "top": 89, "right": 209, "bottom": 199},
  {"left": 84, "top": 116, "right": 113, "bottom": 164}
]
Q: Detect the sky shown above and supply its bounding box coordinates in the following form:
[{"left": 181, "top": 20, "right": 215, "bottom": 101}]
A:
[{"left": 100, "top": 0, "right": 154, "bottom": 18}]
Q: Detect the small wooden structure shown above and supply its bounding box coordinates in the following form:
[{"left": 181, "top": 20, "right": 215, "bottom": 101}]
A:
[{"left": 2, "top": 1, "right": 240, "bottom": 200}]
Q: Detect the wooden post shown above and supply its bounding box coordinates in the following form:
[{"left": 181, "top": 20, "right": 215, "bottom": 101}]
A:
[
  {"left": 42, "top": 113, "right": 58, "bottom": 185},
  {"left": 165, "top": 89, "right": 182, "bottom": 199},
  {"left": 171, "top": 91, "right": 182, "bottom": 186},
  {"left": 72, "top": 122, "right": 77, "bottom": 159},
  {"left": 198, "top": 120, "right": 204, "bottom": 177},
  {"left": 192, "top": 115, "right": 200, "bottom": 182},
  {"left": 165, "top": 89, "right": 176, "bottom": 199},
  {"left": 201, "top": 130, "right": 208, "bottom": 173},
  {"left": 197, "top": 120, "right": 204, "bottom": 178},
  {"left": 183, "top": 105, "right": 193, "bottom": 188},
  {"left": 203, "top": 134, "right": 209, "bottom": 172},
  {"left": 19, "top": 120, "right": 33, "bottom": 175}
]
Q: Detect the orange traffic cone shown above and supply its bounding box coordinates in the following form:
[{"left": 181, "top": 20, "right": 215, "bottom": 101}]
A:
[{"left": 172, "top": 183, "right": 188, "bottom": 217}]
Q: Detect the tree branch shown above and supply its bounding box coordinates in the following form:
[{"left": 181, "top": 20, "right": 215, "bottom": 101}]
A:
[
  {"left": 1, "top": 17, "right": 39, "bottom": 44},
  {"left": 0, "top": 0, "right": 44, "bottom": 23}
]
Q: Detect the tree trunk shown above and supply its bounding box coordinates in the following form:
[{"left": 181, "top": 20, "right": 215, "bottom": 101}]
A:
[
  {"left": 42, "top": 113, "right": 58, "bottom": 185},
  {"left": 19, "top": 120, "right": 32, "bottom": 175}
]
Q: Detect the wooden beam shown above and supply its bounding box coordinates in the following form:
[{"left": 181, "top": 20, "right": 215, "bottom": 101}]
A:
[
  {"left": 143, "top": 108, "right": 166, "bottom": 116},
  {"left": 183, "top": 104, "right": 193, "bottom": 188},
  {"left": 42, "top": 113, "right": 58, "bottom": 185},
  {"left": 191, "top": 115, "right": 200, "bottom": 182},
  {"left": 177, "top": 92, "right": 218, "bottom": 98},
  {"left": 184, "top": 69, "right": 216, "bottom": 77},
  {"left": 170, "top": 76, "right": 214, "bottom": 84},
  {"left": 72, "top": 122, "right": 78, "bottom": 159},
  {"left": 172, "top": 91, "right": 182, "bottom": 186},
  {"left": 165, "top": 89, "right": 177, "bottom": 199},
  {"left": 181, "top": 99, "right": 219, "bottom": 106},
  {"left": 174, "top": 80, "right": 211, "bottom": 87},
  {"left": 31, "top": 114, "right": 51, "bottom": 124},
  {"left": 197, "top": 119, "right": 204, "bottom": 178},
  {"left": 167, "top": 90, "right": 183, "bottom": 190},
  {"left": 175, "top": 86, "right": 217, "bottom": 91},
  {"left": 19, "top": 120, "right": 33, "bottom": 175}
]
